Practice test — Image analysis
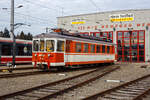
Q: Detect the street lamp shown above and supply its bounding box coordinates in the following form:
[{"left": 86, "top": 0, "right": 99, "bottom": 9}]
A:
[{"left": 10, "top": 0, "right": 23, "bottom": 68}]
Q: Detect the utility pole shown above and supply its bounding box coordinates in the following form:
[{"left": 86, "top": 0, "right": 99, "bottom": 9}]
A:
[{"left": 10, "top": 0, "right": 16, "bottom": 67}]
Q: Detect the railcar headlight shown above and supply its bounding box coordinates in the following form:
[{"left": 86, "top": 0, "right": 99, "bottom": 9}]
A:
[
  {"left": 35, "top": 54, "right": 37, "bottom": 56},
  {"left": 48, "top": 54, "right": 50, "bottom": 57}
]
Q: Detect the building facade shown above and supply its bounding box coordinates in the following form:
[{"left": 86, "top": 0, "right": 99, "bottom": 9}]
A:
[{"left": 57, "top": 9, "right": 150, "bottom": 62}]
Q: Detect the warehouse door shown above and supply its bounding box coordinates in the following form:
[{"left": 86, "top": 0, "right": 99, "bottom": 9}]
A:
[{"left": 117, "top": 30, "right": 145, "bottom": 62}]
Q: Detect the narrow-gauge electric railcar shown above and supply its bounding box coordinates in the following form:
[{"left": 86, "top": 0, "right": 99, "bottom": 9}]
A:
[
  {"left": 0, "top": 37, "right": 32, "bottom": 65},
  {"left": 32, "top": 30, "right": 116, "bottom": 70}
]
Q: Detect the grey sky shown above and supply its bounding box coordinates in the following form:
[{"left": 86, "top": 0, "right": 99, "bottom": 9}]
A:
[{"left": 0, "top": 0, "right": 150, "bottom": 36}]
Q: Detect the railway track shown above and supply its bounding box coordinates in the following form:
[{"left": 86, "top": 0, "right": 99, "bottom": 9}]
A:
[
  {"left": 0, "top": 66, "right": 119, "bottom": 100},
  {"left": 0, "top": 67, "right": 37, "bottom": 72},
  {"left": 0, "top": 71, "right": 51, "bottom": 79},
  {"left": 82, "top": 74, "right": 150, "bottom": 100}
]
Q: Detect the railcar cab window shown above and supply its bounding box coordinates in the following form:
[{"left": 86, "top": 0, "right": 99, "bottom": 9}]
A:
[
  {"left": 33, "top": 40, "right": 39, "bottom": 51},
  {"left": 76, "top": 42, "right": 82, "bottom": 53},
  {"left": 46, "top": 40, "right": 55, "bottom": 52},
  {"left": 40, "top": 40, "right": 44, "bottom": 51},
  {"left": 57, "top": 40, "right": 64, "bottom": 52}
]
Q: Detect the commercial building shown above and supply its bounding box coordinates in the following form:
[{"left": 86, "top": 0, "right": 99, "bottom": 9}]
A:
[{"left": 57, "top": 9, "right": 150, "bottom": 62}]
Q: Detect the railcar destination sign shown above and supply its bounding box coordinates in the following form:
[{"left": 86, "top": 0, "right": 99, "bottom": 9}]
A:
[{"left": 110, "top": 13, "right": 134, "bottom": 22}]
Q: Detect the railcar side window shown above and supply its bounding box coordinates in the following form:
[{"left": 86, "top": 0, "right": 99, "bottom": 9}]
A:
[
  {"left": 102, "top": 45, "right": 105, "bottom": 53},
  {"left": 33, "top": 40, "right": 39, "bottom": 51},
  {"left": 46, "top": 40, "right": 55, "bottom": 52},
  {"left": 57, "top": 40, "right": 64, "bottom": 52},
  {"left": 76, "top": 42, "right": 82, "bottom": 53},
  {"left": 1, "top": 44, "right": 12, "bottom": 55},
  {"left": 91, "top": 44, "right": 95, "bottom": 53},
  {"left": 107, "top": 46, "right": 110, "bottom": 53},
  {"left": 40, "top": 40, "right": 44, "bottom": 51},
  {"left": 83, "top": 43, "right": 88, "bottom": 53},
  {"left": 96, "top": 45, "right": 100, "bottom": 53}
]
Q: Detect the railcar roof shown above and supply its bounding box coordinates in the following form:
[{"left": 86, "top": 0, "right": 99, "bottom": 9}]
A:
[{"left": 34, "top": 32, "right": 115, "bottom": 45}]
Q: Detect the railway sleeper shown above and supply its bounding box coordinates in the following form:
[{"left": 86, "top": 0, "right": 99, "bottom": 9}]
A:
[
  {"left": 115, "top": 90, "right": 141, "bottom": 95},
  {"left": 38, "top": 88, "right": 59, "bottom": 92},
  {"left": 103, "top": 94, "right": 133, "bottom": 100},
  {"left": 118, "top": 88, "right": 146, "bottom": 92},
  {"left": 109, "top": 92, "right": 137, "bottom": 97}
]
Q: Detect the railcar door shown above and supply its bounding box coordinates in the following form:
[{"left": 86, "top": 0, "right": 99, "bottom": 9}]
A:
[
  {"left": 56, "top": 39, "right": 65, "bottom": 66},
  {"left": 0, "top": 44, "right": 1, "bottom": 64}
]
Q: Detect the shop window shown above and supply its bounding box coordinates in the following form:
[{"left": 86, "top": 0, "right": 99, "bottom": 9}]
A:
[
  {"left": 124, "top": 32, "right": 130, "bottom": 37},
  {"left": 102, "top": 45, "right": 105, "bottom": 53},
  {"left": 91, "top": 44, "right": 95, "bottom": 53},
  {"left": 118, "top": 32, "right": 122, "bottom": 37},
  {"left": 76, "top": 42, "right": 82, "bottom": 53},
  {"left": 40, "top": 40, "right": 44, "bottom": 51},
  {"left": 139, "top": 44, "right": 144, "bottom": 49},
  {"left": 57, "top": 40, "right": 64, "bottom": 52},
  {"left": 33, "top": 40, "right": 39, "bottom": 51},
  {"left": 95, "top": 33, "right": 100, "bottom": 37},
  {"left": 46, "top": 40, "right": 55, "bottom": 52},
  {"left": 83, "top": 43, "right": 89, "bottom": 53},
  {"left": 139, "top": 56, "right": 144, "bottom": 61},
  {"left": 96, "top": 45, "right": 100, "bottom": 53},
  {"left": 139, "top": 50, "right": 144, "bottom": 56},
  {"left": 132, "top": 32, "right": 137, "bottom": 37},
  {"left": 139, "top": 31, "right": 144, "bottom": 37}
]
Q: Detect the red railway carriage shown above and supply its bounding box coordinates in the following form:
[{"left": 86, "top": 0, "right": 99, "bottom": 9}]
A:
[
  {"left": 32, "top": 30, "right": 116, "bottom": 70},
  {"left": 0, "top": 37, "right": 32, "bottom": 65}
]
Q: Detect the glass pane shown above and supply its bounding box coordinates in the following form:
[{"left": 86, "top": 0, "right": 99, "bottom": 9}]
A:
[
  {"left": 103, "top": 32, "right": 107, "bottom": 37},
  {"left": 139, "top": 31, "right": 144, "bottom": 37},
  {"left": 91, "top": 44, "right": 95, "bottom": 53},
  {"left": 117, "top": 50, "right": 122, "bottom": 56},
  {"left": 139, "top": 50, "right": 144, "bottom": 56},
  {"left": 117, "top": 32, "right": 122, "bottom": 37},
  {"left": 139, "top": 56, "right": 144, "bottom": 61},
  {"left": 117, "top": 56, "right": 123, "bottom": 61},
  {"left": 124, "top": 56, "right": 130, "bottom": 61},
  {"left": 139, "top": 44, "right": 144, "bottom": 49},
  {"left": 2, "top": 44, "right": 12, "bottom": 55},
  {"left": 40, "top": 40, "right": 44, "bottom": 51},
  {"left": 131, "top": 56, "right": 137, "bottom": 62},
  {"left": 46, "top": 40, "right": 55, "bottom": 52},
  {"left": 132, "top": 32, "right": 137, "bottom": 37},
  {"left": 108, "top": 32, "right": 112, "bottom": 38},
  {"left": 139, "top": 37, "right": 144, "bottom": 43},
  {"left": 124, "top": 32, "right": 130, "bottom": 37},
  {"left": 33, "top": 40, "right": 39, "bottom": 51},
  {"left": 95, "top": 33, "right": 100, "bottom": 37},
  {"left": 124, "top": 38, "right": 130, "bottom": 44},
  {"left": 107, "top": 46, "right": 110, "bottom": 53},
  {"left": 96, "top": 45, "right": 100, "bottom": 53},
  {"left": 124, "top": 44, "right": 130, "bottom": 49},
  {"left": 131, "top": 37, "right": 137, "bottom": 44},
  {"left": 57, "top": 40, "right": 64, "bottom": 52},
  {"left": 124, "top": 49, "right": 129, "bottom": 56},
  {"left": 76, "top": 43, "right": 82, "bottom": 53},
  {"left": 102, "top": 45, "right": 105, "bottom": 53},
  {"left": 132, "top": 44, "right": 138, "bottom": 49},
  {"left": 131, "top": 50, "right": 137, "bottom": 56},
  {"left": 83, "top": 43, "right": 89, "bottom": 53}
]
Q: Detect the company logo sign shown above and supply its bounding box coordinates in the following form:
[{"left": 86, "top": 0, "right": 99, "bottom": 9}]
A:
[{"left": 110, "top": 13, "right": 134, "bottom": 22}]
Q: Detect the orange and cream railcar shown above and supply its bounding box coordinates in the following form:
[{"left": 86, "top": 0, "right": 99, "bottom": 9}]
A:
[{"left": 32, "top": 32, "right": 115, "bottom": 70}]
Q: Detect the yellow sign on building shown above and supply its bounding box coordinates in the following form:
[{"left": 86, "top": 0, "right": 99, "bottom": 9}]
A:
[
  {"left": 110, "top": 13, "right": 134, "bottom": 22},
  {"left": 71, "top": 21, "right": 85, "bottom": 24}
]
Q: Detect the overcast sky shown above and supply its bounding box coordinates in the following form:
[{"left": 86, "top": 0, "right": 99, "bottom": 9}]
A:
[{"left": 0, "top": 0, "right": 150, "bottom": 36}]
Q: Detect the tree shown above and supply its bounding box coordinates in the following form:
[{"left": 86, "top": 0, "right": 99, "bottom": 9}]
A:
[
  {"left": 3, "top": 27, "right": 10, "bottom": 38},
  {"left": 0, "top": 31, "right": 4, "bottom": 37},
  {"left": 27, "top": 32, "right": 33, "bottom": 40},
  {"left": 19, "top": 31, "right": 25, "bottom": 39}
]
